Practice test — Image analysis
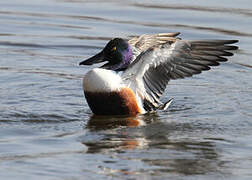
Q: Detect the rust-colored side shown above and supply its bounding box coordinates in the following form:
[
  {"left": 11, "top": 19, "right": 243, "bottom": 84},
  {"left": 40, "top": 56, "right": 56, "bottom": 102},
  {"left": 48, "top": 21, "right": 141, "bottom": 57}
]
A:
[{"left": 84, "top": 88, "right": 141, "bottom": 116}]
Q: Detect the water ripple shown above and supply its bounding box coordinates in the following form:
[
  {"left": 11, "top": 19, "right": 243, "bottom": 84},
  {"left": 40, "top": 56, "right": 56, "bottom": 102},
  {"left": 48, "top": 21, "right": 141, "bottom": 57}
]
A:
[
  {"left": 0, "top": 0, "right": 251, "bottom": 179},
  {"left": 0, "top": 67, "right": 82, "bottom": 79},
  {"left": 1, "top": 9, "right": 251, "bottom": 37},
  {"left": 132, "top": 3, "right": 252, "bottom": 18}
]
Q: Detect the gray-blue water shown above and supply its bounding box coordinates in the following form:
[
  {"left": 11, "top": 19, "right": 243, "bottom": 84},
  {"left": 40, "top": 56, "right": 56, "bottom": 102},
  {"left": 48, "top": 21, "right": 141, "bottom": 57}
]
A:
[{"left": 0, "top": 0, "right": 252, "bottom": 179}]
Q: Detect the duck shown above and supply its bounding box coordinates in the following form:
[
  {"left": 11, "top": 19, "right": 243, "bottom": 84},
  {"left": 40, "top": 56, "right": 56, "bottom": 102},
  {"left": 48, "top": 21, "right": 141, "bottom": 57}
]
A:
[{"left": 79, "top": 32, "right": 238, "bottom": 116}]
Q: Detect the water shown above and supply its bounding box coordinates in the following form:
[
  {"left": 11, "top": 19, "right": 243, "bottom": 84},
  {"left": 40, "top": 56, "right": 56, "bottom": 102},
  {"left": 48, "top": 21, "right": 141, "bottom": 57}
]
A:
[{"left": 0, "top": 0, "right": 252, "bottom": 179}]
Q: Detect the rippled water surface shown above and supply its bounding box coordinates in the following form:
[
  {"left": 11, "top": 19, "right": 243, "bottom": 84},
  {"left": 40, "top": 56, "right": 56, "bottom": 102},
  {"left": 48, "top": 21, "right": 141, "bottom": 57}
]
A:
[{"left": 1, "top": 0, "right": 252, "bottom": 179}]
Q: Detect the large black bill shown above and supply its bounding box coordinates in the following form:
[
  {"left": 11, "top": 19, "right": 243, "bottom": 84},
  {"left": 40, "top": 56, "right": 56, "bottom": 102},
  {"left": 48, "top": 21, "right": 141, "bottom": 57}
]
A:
[{"left": 79, "top": 51, "right": 105, "bottom": 65}]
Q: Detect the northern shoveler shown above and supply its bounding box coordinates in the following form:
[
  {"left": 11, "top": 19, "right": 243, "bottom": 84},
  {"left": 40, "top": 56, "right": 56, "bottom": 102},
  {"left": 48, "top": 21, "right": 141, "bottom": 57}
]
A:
[{"left": 79, "top": 33, "right": 238, "bottom": 116}]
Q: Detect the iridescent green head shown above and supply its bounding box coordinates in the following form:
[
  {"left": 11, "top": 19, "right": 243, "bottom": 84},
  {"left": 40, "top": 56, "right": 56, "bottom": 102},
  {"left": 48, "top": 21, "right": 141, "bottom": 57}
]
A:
[{"left": 79, "top": 38, "right": 133, "bottom": 71}]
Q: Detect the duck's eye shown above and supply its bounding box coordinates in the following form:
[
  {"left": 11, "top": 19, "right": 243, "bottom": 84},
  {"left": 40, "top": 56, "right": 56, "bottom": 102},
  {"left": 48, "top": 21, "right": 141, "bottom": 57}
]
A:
[{"left": 111, "top": 46, "right": 117, "bottom": 51}]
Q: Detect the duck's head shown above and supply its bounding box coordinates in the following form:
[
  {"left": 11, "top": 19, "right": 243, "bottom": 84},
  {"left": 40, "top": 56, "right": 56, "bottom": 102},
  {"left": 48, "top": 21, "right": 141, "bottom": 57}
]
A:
[{"left": 79, "top": 38, "right": 133, "bottom": 71}]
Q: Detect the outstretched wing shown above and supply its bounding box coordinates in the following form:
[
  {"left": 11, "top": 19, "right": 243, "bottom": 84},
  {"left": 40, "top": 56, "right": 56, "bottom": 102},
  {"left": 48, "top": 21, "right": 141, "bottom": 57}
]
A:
[{"left": 122, "top": 39, "right": 238, "bottom": 111}]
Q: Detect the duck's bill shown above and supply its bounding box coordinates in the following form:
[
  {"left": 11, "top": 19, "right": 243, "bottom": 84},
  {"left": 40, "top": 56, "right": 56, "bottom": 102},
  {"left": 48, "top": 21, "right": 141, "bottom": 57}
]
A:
[{"left": 79, "top": 51, "right": 105, "bottom": 65}]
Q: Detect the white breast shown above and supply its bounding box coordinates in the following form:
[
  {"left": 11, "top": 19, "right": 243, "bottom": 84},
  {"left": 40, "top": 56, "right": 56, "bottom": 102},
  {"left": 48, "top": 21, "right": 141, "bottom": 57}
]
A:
[{"left": 83, "top": 68, "right": 124, "bottom": 92}]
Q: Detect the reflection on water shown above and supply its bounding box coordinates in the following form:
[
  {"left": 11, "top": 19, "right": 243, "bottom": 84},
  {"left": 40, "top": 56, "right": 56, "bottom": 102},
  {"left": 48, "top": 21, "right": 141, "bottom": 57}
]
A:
[
  {"left": 87, "top": 114, "right": 154, "bottom": 130},
  {"left": 0, "top": 0, "right": 252, "bottom": 179},
  {"left": 84, "top": 115, "right": 151, "bottom": 153},
  {"left": 81, "top": 114, "right": 223, "bottom": 176}
]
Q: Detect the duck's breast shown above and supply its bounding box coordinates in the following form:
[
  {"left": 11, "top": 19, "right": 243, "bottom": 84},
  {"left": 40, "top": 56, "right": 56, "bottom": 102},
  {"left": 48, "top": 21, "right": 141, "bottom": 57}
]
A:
[{"left": 83, "top": 68, "right": 142, "bottom": 115}]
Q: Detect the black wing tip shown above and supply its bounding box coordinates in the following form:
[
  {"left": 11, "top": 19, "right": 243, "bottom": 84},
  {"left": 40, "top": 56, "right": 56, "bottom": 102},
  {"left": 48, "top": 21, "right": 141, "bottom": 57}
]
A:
[
  {"left": 191, "top": 39, "right": 239, "bottom": 46},
  {"left": 225, "top": 45, "right": 239, "bottom": 50},
  {"left": 233, "top": 46, "right": 239, "bottom": 50},
  {"left": 222, "top": 51, "right": 234, "bottom": 56},
  {"left": 216, "top": 39, "right": 239, "bottom": 46},
  {"left": 161, "top": 32, "right": 181, "bottom": 37},
  {"left": 228, "top": 40, "right": 239, "bottom": 44},
  {"left": 218, "top": 56, "right": 228, "bottom": 62}
]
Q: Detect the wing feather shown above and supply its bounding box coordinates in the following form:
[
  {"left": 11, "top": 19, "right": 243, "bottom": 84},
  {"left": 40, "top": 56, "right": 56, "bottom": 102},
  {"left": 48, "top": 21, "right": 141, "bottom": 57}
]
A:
[
  {"left": 128, "top": 33, "right": 180, "bottom": 60},
  {"left": 122, "top": 39, "right": 238, "bottom": 111},
  {"left": 128, "top": 32, "right": 180, "bottom": 51}
]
